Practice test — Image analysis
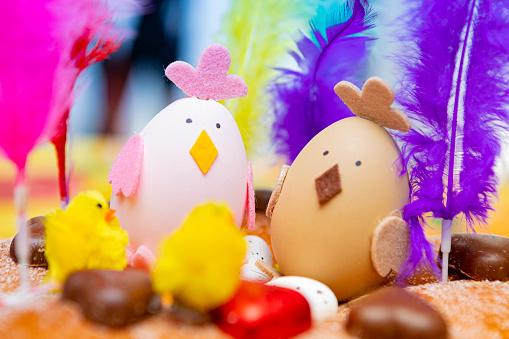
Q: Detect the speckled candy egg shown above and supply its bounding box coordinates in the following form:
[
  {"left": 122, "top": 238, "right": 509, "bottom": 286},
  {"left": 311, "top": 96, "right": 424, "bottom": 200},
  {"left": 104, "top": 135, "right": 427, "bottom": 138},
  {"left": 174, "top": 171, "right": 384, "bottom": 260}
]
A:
[
  {"left": 111, "top": 97, "right": 248, "bottom": 251},
  {"left": 270, "top": 116, "right": 409, "bottom": 301}
]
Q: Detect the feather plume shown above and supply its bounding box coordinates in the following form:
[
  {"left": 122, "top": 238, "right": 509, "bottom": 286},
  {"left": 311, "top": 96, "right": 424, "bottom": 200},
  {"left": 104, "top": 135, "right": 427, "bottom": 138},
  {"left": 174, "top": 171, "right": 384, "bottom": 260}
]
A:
[
  {"left": 0, "top": 1, "right": 65, "bottom": 171},
  {"left": 269, "top": 0, "right": 375, "bottom": 163},
  {"left": 0, "top": 0, "right": 138, "bottom": 287},
  {"left": 218, "top": 0, "right": 316, "bottom": 156},
  {"left": 0, "top": 0, "right": 72, "bottom": 288},
  {"left": 47, "top": 0, "right": 140, "bottom": 207},
  {"left": 396, "top": 0, "right": 509, "bottom": 281}
]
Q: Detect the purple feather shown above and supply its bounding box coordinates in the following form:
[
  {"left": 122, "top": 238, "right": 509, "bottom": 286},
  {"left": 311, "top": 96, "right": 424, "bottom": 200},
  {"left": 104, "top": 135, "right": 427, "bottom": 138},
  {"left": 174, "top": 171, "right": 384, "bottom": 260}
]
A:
[
  {"left": 396, "top": 0, "right": 509, "bottom": 281},
  {"left": 269, "top": 0, "right": 375, "bottom": 163}
]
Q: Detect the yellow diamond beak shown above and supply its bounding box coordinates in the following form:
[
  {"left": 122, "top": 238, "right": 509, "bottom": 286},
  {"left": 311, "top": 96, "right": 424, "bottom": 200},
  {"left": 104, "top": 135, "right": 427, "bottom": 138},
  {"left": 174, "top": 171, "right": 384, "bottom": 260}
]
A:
[{"left": 190, "top": 130, "right": 218, "bottom": 175}]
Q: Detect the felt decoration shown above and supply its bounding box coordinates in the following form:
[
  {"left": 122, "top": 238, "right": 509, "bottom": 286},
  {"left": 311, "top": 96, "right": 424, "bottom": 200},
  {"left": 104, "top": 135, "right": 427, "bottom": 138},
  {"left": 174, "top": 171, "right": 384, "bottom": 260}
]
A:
[
  {"left": 152, "top": 203, "right": 246, "bottom": 313},
  {"left": 370, "top": 216, "right": 410, "bottom": 277},
  {"left": 254, "top": 260, "right": 281, "bottom": 281},
  {"left": 269, "top": 0, "right": 376, "bottom": 163},
  {"left": 165, "top": 43, "right": 247, "bottom": 100},
  {"left": 266, "top": 164, "right": 290, "bottom": 218},
  {"left": 44, "top": 191, "right": 128, "bottom": 283},
  {"left": 315, "top": 164, "right": 341, "bottom": 205},
  {"left": 396, "top": 0, "right": 509, "bottom": 282},
  {"left": 189, "top": 130, "right": 219, "bottom": 175},
  {"left": 246, "top": 161, "right": 255, "bottom": 230},
  {"left": 126, "top": 245, "right": 155, "bottom": 272},
  {"left": 219, "top": 0, "right": 316, "bottom": 156},
  {"left": 334, "top": 77, "right": 411, "bottom": 132},
  {"left": 108, "top": 134, "right": 144, "bottom": 197}
]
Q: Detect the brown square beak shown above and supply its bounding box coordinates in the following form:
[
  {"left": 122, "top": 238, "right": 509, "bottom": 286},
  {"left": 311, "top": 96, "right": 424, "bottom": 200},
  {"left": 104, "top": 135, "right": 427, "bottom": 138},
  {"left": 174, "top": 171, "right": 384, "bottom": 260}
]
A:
[{"left": 315, "top": 164, "right": 341, "bottom": 205}]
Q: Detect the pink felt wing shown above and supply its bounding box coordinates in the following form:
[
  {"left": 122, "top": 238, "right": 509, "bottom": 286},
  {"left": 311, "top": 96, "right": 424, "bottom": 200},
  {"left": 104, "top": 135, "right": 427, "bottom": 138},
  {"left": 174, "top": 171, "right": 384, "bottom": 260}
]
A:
[
  {"left": 165, "top": 43, "right": 248, "bottom": 100},
  {"left": 108, "top": 134, "right": 144, "bottom": 197},
  {"left": 247, "top": 161, "right": 255, "bottom": 230}
]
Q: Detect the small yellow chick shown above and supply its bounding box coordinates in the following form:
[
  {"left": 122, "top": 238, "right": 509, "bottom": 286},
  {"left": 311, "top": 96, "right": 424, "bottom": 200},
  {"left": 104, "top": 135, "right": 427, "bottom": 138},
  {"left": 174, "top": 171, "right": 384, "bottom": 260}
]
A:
[
  {"left": 152, "top": 203, "right": 246, "bottom": 313},
  {"left": 44, "top": 191, "right": 128, "bottom": 283}
]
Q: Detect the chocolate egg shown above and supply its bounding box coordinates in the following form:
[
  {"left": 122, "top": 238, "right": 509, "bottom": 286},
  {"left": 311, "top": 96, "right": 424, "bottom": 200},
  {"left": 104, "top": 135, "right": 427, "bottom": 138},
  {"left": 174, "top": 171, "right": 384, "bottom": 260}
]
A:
[{"left": 271, "top": 117, "right": 409, "bottom": 301}]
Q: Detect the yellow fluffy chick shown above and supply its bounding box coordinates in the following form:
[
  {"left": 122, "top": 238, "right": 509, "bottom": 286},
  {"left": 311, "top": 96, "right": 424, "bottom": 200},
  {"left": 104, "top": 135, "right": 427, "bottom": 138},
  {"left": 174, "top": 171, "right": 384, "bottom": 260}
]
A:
[
  {"left": 152, "top": 203, "right": 246, "bottom": 313},
  {"left": 44, "top": 191, "right": 128, "bottom": 283}
]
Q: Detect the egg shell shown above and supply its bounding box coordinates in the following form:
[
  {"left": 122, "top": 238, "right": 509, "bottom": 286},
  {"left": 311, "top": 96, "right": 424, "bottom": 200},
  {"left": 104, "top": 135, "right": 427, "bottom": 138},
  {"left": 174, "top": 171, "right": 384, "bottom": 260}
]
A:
[
  {"left": 111, "top": 97, "right": 247, "bottom": 251},
  {"left": 271, "top": 117, "right": 409, "bottom": 301},
  {"left": 241, "top": 235, "right": 274, "bottom": 282},
  {"left": 267, "top": 276, "right": 338, "bottom": 321}
]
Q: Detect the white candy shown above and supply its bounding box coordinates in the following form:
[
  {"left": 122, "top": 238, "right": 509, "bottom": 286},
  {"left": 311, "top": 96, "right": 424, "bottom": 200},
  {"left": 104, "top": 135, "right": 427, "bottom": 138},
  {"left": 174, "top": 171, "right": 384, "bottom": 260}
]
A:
[
  {"left": 267, "top": 276, "right": 338, "bottom": 321},
  {"left": 240, "top": 236, "right": 273, "bottom": 283}
]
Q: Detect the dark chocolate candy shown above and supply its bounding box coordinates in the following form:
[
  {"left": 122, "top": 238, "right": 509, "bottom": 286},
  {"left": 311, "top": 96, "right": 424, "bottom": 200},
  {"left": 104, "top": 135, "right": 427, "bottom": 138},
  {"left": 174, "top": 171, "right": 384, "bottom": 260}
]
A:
[
  {"left": 9, "top": 216, "right": 48, "bottom": 267},
  {"left": 440, "top": 233, "right": 509, "bottom": 281},
  {"left": 315, "top": 164, "right": 341, "bottom": 205},
  {"left": 62, "top": 269, "right": 161, "bottom": 327},
  {"left": 254, "top": 189, "right": 272, "bottom": 213},
  {"left": 346, "top": 287, "right": 447, "bottom": 339}
]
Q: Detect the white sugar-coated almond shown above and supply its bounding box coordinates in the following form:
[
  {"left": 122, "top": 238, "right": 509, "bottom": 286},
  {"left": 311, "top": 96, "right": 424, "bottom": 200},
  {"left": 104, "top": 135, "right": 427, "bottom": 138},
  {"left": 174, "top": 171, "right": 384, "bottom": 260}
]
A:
[{"left": 267, "top": 276, "right": 338, "bottom": 321}]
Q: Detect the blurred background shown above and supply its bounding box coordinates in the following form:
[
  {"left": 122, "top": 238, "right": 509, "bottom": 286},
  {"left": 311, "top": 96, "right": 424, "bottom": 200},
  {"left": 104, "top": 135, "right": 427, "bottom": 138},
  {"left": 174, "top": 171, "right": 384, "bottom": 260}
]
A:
[{"left": 1, "top": 0, "right": 508, "bottom": 238}]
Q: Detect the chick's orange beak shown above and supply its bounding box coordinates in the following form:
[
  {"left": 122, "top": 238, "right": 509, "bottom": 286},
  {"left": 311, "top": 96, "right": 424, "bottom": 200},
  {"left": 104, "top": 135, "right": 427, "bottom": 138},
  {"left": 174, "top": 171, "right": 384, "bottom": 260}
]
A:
[
  {"left": 105, "top": 209, "right": 116, "bottom": 223},
  {"left": 190, "top": 130, "right": 218, "bottom": 175}
]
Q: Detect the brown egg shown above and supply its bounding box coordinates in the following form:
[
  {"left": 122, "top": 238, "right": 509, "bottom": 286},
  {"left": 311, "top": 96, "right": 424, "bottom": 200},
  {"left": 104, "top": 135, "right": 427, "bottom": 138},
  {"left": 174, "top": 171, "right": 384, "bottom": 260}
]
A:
[{"left": 271, "top": 117, "right": 409, "bottom": 301}]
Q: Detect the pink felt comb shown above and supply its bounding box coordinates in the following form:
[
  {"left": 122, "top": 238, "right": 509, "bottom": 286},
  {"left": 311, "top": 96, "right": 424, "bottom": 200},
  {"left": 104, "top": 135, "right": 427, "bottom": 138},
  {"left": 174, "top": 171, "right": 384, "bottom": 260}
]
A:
[{"left": 165, "top": 43, "right": 248, "bottom": 100}]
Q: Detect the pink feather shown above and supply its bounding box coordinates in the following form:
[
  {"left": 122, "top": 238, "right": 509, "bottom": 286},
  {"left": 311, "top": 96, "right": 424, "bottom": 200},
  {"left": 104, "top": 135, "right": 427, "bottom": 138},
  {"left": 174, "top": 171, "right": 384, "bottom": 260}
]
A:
[
  {"left": 246, "top": 161, "right": 255, "bottom": 230},
  {"left": 0, "top": 1, "right": 67, "bottom": 170},
  {"left": 47, "top": 0, "right": 139, "bottom": 206}
]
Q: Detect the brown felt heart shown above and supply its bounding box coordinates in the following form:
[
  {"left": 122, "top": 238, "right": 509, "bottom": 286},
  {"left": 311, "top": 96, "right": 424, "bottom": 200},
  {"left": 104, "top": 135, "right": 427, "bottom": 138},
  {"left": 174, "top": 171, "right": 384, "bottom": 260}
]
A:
[{"left": 334, "top": 77, "right": 411, "bottom": 132}]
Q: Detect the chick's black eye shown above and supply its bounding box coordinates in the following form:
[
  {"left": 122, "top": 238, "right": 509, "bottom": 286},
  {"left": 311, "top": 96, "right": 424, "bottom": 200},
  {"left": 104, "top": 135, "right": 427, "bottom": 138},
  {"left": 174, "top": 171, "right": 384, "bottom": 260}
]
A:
[
  {"left": 97, "top": 203, "right": 103, "bottom": 208},
  {"left": 216, "top": 123, "right": 221, "bottom": 128},
  {"left": 186, "top": 118, "right": 192, "bottom": 123},
  {"left": 356, "top": 161, "right": 362, "bottom": 166},
  {"left": 323, "top": 150, "right": 329, "bottom": 156}
]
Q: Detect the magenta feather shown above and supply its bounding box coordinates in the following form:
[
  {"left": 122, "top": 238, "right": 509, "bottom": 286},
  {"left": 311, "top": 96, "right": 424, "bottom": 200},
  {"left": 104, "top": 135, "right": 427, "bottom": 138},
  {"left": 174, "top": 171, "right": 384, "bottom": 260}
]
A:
[
  {"left": 48, "top": 0, "right": 136, "bottom": 206},
  {"left": 269, "top": 0, "right": 375, "bottom": 163},
  {"left": 0, "top": 1, "right": 67, "bottom": 171},
  {"left": 396, "top": 0, "right": 509, "bottom": 280}
]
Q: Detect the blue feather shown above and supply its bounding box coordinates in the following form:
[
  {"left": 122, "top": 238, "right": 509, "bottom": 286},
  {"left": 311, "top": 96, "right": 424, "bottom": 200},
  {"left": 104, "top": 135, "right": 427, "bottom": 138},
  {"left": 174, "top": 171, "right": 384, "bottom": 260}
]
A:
[{"left": 269, "top": 0, "right": 376, "bottom": 163}]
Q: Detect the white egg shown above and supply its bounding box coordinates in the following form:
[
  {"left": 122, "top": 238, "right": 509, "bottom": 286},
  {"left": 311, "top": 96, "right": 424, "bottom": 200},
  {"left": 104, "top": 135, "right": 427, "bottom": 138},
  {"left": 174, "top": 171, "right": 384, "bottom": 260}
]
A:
[
  {"left": 111, "top": 97, "right": 248, "bottom": 251},
  {"left": 267, "top": 276, "right": 338, "bottom": 321},
  {"left": 240, "top": 236, "right": 274, "bottom": 283}
]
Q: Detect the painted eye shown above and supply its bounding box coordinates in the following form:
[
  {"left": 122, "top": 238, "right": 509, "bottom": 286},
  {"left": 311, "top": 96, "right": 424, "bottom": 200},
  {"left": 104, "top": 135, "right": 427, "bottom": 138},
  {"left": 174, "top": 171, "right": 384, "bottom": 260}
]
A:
[
  {"left": 186, "top": 118, "right": 192, "bottom": 123},
  {"left": 323, "top": 150, "right": 329, "bottom": 156},
  {"left": 356, "top": 161, "right": 362, "bottom": 166},
  {"left": 97, "top": 203, "right": 103, "bottom": 208},
  {"left": 216, "top": 123, "right": 221, "bottom": 128}
]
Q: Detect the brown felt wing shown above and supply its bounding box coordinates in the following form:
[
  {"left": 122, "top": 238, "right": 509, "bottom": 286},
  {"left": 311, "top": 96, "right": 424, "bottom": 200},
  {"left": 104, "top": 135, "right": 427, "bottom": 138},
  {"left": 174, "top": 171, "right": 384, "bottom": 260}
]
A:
[
  {"left": 266, "top": 165, "right": 290, "bottom": 218},
  {"left": 371, "top": 216, "right": 410, "bottom": 277}
]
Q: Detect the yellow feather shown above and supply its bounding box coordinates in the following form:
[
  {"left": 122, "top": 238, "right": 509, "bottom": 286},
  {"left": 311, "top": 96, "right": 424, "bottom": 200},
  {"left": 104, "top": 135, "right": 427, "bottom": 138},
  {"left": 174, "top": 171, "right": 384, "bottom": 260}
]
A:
[{"left": 219, "top": 0, "right": 315, "bottom": 156}]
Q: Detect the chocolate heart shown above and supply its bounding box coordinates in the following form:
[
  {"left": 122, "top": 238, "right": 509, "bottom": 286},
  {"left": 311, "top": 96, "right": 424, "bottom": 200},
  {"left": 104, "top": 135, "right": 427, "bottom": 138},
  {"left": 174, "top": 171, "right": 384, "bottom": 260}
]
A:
[
  {"left": 62, "top": 269, "right": 161, "bottom": 327},
  {"left": 9, "top": 216, "right": 47, "bottom": 267},
  {"left": 439, "top": 233, "right": 509, "bottom": 281},
  {"left": 346, "top": 287, "right": 447, "bottom": 339},
  {"left": 210, "top": 281, "right": 311, "bottom": 339}
]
